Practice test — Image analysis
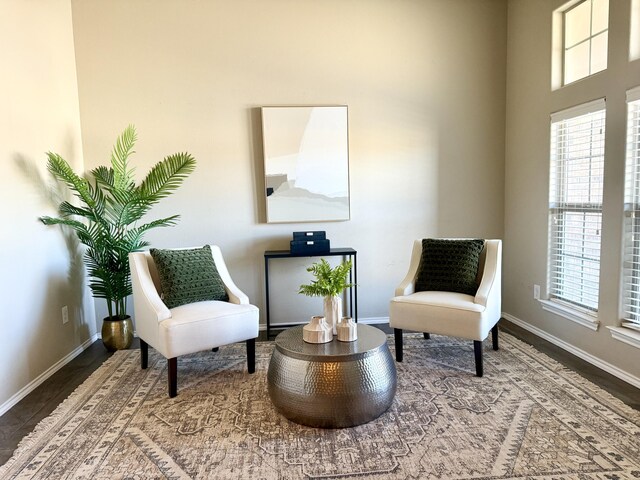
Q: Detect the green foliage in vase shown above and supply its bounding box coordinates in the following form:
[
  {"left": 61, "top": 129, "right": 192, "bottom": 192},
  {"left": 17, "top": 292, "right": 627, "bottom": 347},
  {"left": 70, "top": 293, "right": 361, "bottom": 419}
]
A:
[
  {"left": 39, "top": 125, "right": 196, "bottom": 320},
  {"left": 298, "top": 258, "right": 353, "bottom": 298}
]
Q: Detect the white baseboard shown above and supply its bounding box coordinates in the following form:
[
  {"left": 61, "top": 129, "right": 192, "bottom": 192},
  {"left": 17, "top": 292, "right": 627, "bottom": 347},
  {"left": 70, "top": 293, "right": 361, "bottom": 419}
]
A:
[
  {"left": 502, "top": 312, "right": 640, "bottom": 389},
  {"left": 259, "top": 316, "right": 389, "bottom": 331},
  {"left": 0, "top": 333, "right": 100, "bottom": 417},
  {"left": 356, "top": 316, "right": 389, "bottom": 325}
]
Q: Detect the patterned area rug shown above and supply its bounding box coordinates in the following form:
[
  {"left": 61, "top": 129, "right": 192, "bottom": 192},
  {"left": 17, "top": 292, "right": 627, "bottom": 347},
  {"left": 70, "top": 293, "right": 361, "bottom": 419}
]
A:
[{"left": 1, "top": 332, "right": 639, "bottom": 479}]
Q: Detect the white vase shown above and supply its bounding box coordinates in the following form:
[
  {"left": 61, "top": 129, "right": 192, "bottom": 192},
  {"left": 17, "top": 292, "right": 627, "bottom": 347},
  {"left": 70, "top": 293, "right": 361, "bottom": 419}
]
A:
[
  {"left": 323, "top": 295, "right": 342, "bottom": 335},
  {"left": 303, "top": 315, "right": 333, "bottom": 343},
  {"left": 337, "top": 316, "right": 357, "bottom": 342}
]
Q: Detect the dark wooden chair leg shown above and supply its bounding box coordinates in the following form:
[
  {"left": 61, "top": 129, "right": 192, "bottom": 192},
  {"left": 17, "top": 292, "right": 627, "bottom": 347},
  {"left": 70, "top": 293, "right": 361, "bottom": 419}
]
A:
[
  {"left": 140, "top": 339, "right": 148, "bottom": 369},
  {"left": 492, "top": 325, "right": 499, "bottom": 351},
  {"left": 211, "top": 347, "right": 219, "bottom": 352},
  {"left": 246, "top": 338, "right": 256, "bottom": 374},
  {"left": 474, "top": 341, "right": 483, "bottom": 377},
  {"left": 394, "top": 328, "right": 403, "bottom": 362},
  {"left": 423, "top": 332, "right": 430, "bottom": 340},
  {"left": 168, "top": 357, "right": 177, "bottom": 398}
]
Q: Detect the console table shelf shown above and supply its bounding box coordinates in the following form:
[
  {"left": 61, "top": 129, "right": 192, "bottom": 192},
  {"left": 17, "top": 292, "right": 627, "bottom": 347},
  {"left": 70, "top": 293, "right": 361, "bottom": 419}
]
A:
[{"left": 264, "top": 248, "right": 357, "bottom": 338}]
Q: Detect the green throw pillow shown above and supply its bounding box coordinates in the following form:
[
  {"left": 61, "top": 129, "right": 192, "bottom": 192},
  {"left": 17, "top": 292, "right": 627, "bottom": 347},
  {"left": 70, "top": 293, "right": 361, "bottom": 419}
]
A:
[
  {"left": 149, "top": 245, "right": 229, "bottom": 309},
  {"left": 415, "top": 239, "right": 484, "bottom": 295}
]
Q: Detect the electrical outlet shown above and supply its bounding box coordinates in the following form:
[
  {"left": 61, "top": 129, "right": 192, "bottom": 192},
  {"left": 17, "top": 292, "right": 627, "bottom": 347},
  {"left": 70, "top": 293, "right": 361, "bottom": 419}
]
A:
[
  {"left": 62, "top": 305, "right": 69, "bottom": 324},
  {"left": 533, "top": 284, "right": 541, "bottom": 300}
]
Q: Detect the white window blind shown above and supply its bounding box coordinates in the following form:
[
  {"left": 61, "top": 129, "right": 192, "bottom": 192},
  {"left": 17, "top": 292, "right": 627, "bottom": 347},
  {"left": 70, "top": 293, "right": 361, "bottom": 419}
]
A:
[
  {"left": 548, "top": 99, "right": 606, "bottom": 312},
  {"left": 622, "top": 87, "right": 640, "bottom": 331}
]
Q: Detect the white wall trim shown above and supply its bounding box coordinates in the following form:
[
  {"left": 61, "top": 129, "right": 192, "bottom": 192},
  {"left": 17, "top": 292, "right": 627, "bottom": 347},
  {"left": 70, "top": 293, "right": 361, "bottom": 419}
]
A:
[
  {"left": 357, "top": 316, "right": 389, "bottom": 325},
  {"left": 502, "top": 312, "right": 640, "bottom": 389},
  {"left": 0, "top": 333, "right": 100, "bottom": 417},
  {"left": 608, "top": 326, "right": 640, "bottom": 349},
  {"left": 538, "top": 299, "right": 600, "bottom": 331},
  {"left": 259, "top": 316, "right": 389, "bottom": 331}
]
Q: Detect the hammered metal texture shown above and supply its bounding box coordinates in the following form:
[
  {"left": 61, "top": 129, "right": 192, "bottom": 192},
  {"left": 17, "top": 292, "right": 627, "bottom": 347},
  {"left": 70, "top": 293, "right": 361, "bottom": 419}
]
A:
[
  {"left": 267, "top": 324, "right": 397, "bottom": 428},
  {"left": 101, "top": 317, "right": 134, "bottom": 351}
]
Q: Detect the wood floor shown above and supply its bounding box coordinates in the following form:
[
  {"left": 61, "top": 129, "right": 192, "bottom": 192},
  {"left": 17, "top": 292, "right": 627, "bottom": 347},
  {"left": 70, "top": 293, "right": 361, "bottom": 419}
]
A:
[{"left": 1, "top": 320, "right": 638, "bottom": 466}]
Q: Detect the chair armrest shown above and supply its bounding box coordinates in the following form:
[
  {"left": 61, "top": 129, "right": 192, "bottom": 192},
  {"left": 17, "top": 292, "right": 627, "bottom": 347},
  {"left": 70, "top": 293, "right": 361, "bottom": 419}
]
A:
[
  {"left": 210, "top": 245, "right": 250, "bottom": 305},
  {"left": 474, "top": 240, "right": 502, "bottom": 307},
  {"left": 395, "top": 240, "right": 423, "bottom": 296},
  {"left": 129, "top": 252, "right": 172, "bottom": 322}
]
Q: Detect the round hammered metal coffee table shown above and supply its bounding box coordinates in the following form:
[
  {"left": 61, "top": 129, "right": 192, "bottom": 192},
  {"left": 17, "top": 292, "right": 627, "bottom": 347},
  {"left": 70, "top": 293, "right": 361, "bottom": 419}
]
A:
[{"left": 267, "top": 324, "right": 397, "bottom": 428}]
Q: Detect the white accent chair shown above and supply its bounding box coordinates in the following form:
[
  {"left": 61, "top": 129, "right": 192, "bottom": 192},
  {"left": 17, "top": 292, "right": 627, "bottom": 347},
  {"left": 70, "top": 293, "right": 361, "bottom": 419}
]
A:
[
  {"left": 389, "top": 239, "right": 502, "bottom": 377},
  {"left": 129, "top": 246, "right": 259, "bottom": 397}
]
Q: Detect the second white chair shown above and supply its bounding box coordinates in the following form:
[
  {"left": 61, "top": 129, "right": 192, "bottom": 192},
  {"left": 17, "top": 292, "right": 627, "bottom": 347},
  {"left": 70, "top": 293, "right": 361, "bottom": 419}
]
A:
[{"left": 389, "top": 239, "right": 502, "bottom": 377}]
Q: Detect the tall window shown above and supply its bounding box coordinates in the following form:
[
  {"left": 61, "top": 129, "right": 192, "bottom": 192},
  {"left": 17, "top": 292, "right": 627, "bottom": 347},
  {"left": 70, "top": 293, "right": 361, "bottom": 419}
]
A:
[
  {"left": 549, "top": 99, "right": 606, "bottom": 313},
  {"left": 631, "top": 0, "right": 640, "bottom": 61},
  {"left": 563, "top": 0, "right": 609, "bottom": 85},
  {"left": 622, "top": 88, "right": 640, "bottom": 331}
]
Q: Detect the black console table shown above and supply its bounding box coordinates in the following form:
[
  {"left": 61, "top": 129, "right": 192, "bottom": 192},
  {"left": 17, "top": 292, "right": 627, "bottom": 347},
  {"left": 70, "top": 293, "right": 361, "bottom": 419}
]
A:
[{"left": 264, "top": 248, "right": 357, "bottom": 338}]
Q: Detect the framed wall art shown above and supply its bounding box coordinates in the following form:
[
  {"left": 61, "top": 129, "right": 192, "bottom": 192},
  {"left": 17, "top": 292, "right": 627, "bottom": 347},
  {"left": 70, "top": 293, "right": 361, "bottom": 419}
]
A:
[{"left": 261, "top": 105, "right": 350, "bottom": 223}]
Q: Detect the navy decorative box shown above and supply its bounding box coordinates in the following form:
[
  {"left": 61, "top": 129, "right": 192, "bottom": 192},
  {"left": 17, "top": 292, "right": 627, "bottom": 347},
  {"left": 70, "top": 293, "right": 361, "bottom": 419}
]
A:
[
  {"left": 292, "top": 231, "right": 326, "bottom": 241},
  {"left": 290, "top": 239, "right": 331, "bottom": 255}
]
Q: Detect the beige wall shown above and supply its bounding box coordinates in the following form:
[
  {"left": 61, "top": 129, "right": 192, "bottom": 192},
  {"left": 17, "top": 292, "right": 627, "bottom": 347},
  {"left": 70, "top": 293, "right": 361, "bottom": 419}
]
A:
[
  {"left": 0, "top": 0, "right": 96, "bottom": 412},
  {"left": 504, "top": 0, "right": 640, "bottom": 381},
  {"left": 70, "top": 0, "right": 507, "bottom": 326}
]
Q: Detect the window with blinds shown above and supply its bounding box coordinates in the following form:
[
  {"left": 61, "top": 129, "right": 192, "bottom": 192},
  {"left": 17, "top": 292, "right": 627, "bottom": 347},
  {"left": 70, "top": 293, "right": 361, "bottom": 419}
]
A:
[
  {"left": 622, "top": 87, "right": 640, "bottom": 331},
  {"left": 548, "top": 99, "right": 606, "bottom": 313}
]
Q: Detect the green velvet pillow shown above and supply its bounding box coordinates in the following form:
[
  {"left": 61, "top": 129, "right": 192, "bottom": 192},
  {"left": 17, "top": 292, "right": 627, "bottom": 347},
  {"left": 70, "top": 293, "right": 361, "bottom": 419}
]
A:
[
  {"left": 149, "top": 245, "right": 228, "bottom": 309},
  {"left": 414, "top": 239, "right": 484, "bottom": 295}
]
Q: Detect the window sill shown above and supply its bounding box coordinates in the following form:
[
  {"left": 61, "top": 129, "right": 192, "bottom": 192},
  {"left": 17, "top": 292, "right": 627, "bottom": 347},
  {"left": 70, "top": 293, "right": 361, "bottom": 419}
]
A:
[
  {"left": 539, "top": 299, "right": 600, "bottom": 331},
  {"left": 607, "top": 326, "right": 640, "bottom": 349}
]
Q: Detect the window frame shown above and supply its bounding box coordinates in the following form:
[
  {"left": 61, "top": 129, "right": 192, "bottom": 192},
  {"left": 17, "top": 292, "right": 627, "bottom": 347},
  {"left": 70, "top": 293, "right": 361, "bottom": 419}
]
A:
[
  {"left": 561, "top": 0, "right": 609, "bottom": 86},
  {"left": 621, "top": 87, "right": 640, "bottom": 332},
  {"left": 545, "top": 99, "right": 606, "bottom": 328}
]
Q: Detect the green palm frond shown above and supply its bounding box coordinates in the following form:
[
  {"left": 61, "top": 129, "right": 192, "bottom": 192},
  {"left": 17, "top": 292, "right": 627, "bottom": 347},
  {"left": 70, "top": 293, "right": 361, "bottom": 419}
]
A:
[
  {"left": 92, "top": 165, "right": 137, "bottom": 225},
  {"left": 103, "top": 192, "right": 136, "bottom": 227},
  {"left": 131, "top": 215, "right": 180, "bottom": 237},
  {"left": 111, "top": 125, "right": 137, "bottom": 191},
  {"left": 92, "top": 165, "right": 115, "bottom": 189},
  {"left": 39, "top": 125, "right": 196, "bottom": 319},
  {"left": 39, "top": 216, "right": 88, "bottom": 234},
  {"left": 58, "top": 201, "right": 95, "bottom": 220},
  {"left": 46, "top": 152, "right": 96, "bottom": 210},
  {"left": 138, "top": 152, "right": 196, "bottom": 203},
  {"left": 119, "top": 203, "right": 150, "bottom": 227},
  {"left": 86, "top": 177, "right": 106, "bottom": 218}
]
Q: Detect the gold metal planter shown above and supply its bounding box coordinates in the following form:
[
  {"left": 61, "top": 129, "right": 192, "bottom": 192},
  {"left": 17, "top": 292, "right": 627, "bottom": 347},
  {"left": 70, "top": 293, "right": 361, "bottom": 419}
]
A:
[{"left": 101, "top": 316, "right": 134, "bottom": 351}]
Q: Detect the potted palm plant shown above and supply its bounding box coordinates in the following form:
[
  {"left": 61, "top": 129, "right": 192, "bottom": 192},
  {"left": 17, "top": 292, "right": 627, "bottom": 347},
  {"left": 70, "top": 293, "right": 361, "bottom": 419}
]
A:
[
  {"left": 39, "top": 125, "right": 196, "bottom": 350},
  {"left": 299, "top": 259, "right": 353, "bottom": 335}
]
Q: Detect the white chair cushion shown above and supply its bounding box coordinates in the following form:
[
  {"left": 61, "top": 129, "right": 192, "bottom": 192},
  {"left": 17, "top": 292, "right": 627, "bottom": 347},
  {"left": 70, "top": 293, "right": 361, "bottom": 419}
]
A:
[
  {"left": 390, "top": 291, "right": 492, "bottom": 341},
  {"left": 393, "top": 291, "right": 485, "bottom": 312},
  {"left": 158, "top": 301, "right": 259, "bottom": 358}
]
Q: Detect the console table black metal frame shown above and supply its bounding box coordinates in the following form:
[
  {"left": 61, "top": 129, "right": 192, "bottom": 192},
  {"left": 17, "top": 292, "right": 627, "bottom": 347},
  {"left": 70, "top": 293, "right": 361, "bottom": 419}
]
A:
[{"left": 264, "top": 247, "right": 357, "bottom": 338}]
